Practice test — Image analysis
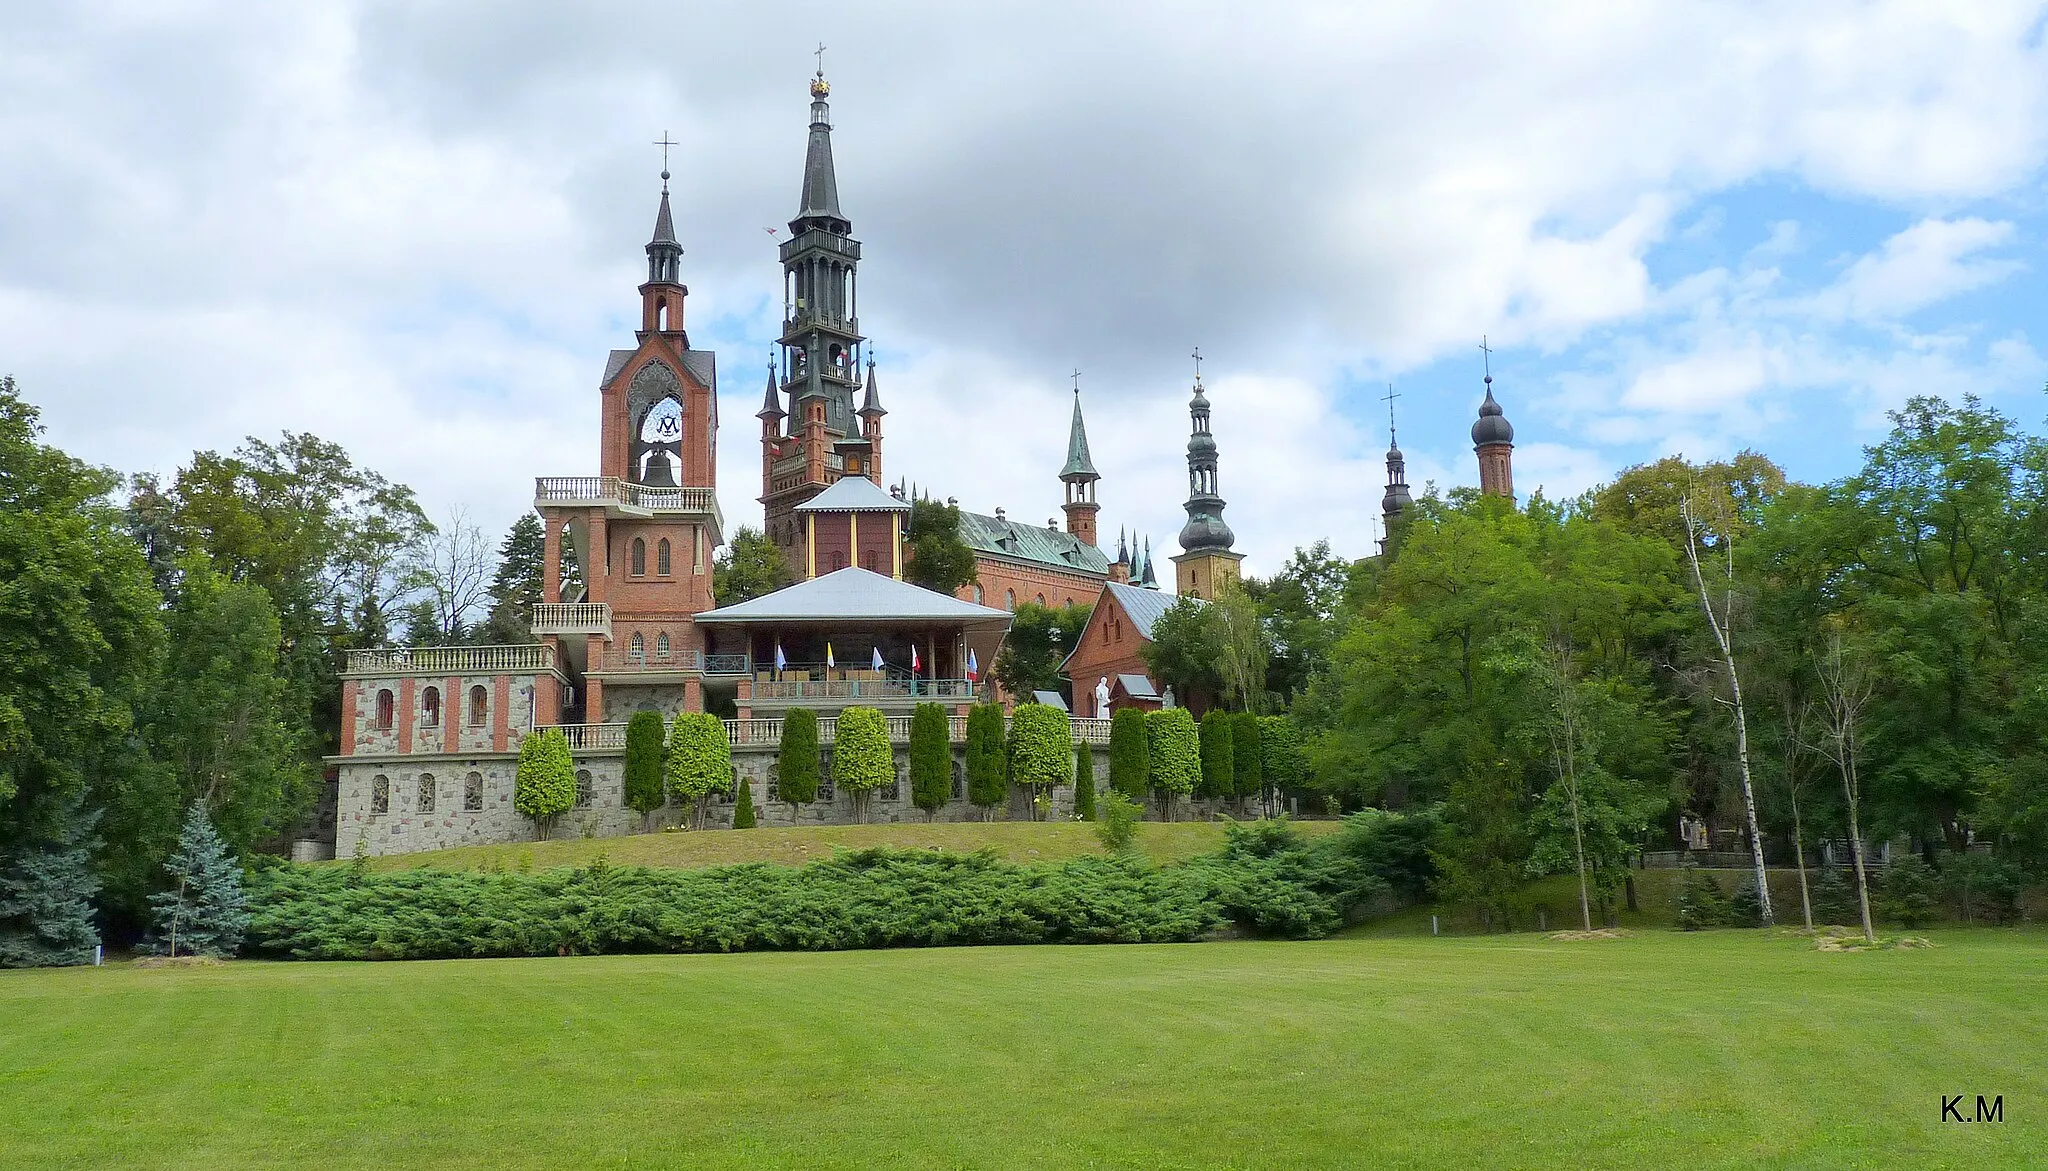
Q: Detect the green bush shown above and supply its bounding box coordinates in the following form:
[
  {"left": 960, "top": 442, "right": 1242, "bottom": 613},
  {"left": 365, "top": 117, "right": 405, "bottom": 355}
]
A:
[
  {"left": 665, "top": 712, "right": 734, "bottom": 828},
  {"left": 1877, "top": 855, "right": 1938, "bottom": 927},
  {"left": 514, "top": 727, "right": 576, "bottom": 840},
  {"left": 832, "top": 707, "right": 893, "bottom": 824},
  {"left": 623, "top": 711, "right": 667, "bottom": 828},
  {"left": 965, "top": 704, "right": 1008, "bottom": 818},
  {"left": 1108, "top": 708, "right": 1149, "bottom": 801},
  {"left": 777, "top": 709, "right": 820, "bottom": 813},
  {"left": 1231, "top": 713, "right": 1262, "bottom": 811},
  {"left": 1941, "top": 852, "right": 2023, "bottom": 924},
  {"left": 908, "top": 703, "right": 951, "bottom": 821},
  {"left": 1095, "top": 791, "right": 1141, "bottom": 853},
  {"left": 1008, "top": 703, "right": 1074, "bottom": 820},
  {"left": 1674, "top": 860, "right": 1729, "bottom": 930},
  {"left": 1258, "top": 716, "right": 1307, "bottom": 796},
  {"left": 1146, "top": 708, "right": 1200, "bottom": 819},
  {"left": 1199, "top": 710, "right": 1235, "bottom": 803},
  {"left": 1324, "top": 807, "right": 1441, "bottom": 899},
  {"left": 731, "top": 771, "right": 756, "bottom": 829},
  {"left": 242, "top": 842, "right": 1390, "bottom": 961},
  {"left": 1072, "top": 743, "right": 1096, "bottom": 822}
]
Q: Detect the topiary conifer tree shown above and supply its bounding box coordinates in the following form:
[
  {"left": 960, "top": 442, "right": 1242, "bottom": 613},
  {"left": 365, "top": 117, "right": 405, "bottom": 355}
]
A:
[
  {"left": 777, "top": 709, "right": 820, "bottom": 818},
  {"left": 515, "top": 726, "right": 576, "bottom": 840},
  {"left": 908, "top": 702, "right": 951, "bottom": 821},
  {"left": 1146, "top": 708, "right": 1200, "bottom": 821},
  {"left": 149, "top": 801, "right": 250, "bottom": 958},
  {"left": 0, "top": 792, "right": 102, "bottom": 969},
  {"left": 832, "top": 706, "right": 894, "bottom": 824},
  {"left": 1198, "top": 709, "right": 1235, "bottom": 809},
  {"left": 1008, "top": 702, "right": 1074, "bottom": 821},
  {"left": 623, "top": 710, "right": 667, "bottom": 831},
  {"left": 965, "top": 703, "right": 1008, "bottom": 820},
  {"left": 1073, "top": 741, "right": 1097, "bottom": 821},
  {"left": 1231, "top": 712, "right": 1263, "bottom": 816},
  {"left": 731, "top": 769, "right": 757, "bottom": 828},
  {"left": 666, "top": 711, "right": 735, "bottom": 829},
  {"left": 1108, "top": 707, "right": 1149, "bottom": 803}
]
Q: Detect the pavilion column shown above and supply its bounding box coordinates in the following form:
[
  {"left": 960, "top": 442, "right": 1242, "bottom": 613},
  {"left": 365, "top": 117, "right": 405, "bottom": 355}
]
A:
[{"left": 541, "top": 515, "right": 561, "bottom": 604}]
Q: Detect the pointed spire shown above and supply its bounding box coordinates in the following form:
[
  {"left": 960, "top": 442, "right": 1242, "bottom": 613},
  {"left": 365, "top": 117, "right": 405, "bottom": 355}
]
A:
[
  {"left": 758, "top": 357, "right": 784, "bottom": 421},
  {"left": 1061, "top": 385, "right": 1098, "bottom": 479},
  {"left": 794, "top": 71, "right": 845, "bottom": 228},
  {"left": 1140, "top": 537, "right": 1159, "bottom": 589},
  {"left": 651, "top": 189, "right": 677, "bottom": 247},
  {"left": 644, "top": 182, "right": 683, "bottom": 287},
  {"left": 859, "top": 355, "right": 886, "bottom": 417}
]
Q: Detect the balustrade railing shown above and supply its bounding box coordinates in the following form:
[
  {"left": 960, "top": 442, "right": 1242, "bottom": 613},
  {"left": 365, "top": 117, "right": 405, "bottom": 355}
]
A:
[
  {"left": 748, "top": 677, "right": 977, "bottom": 703},
  {"left": 538, "top": 715, "right": 1101, "bottom": 753},
  {"left": 530, "top": 602, "right": 611, "bottom": 634},
  {"left": 1071, "top": 717, "right": 1111, "bottom": 744},
  {"left": 700, "top": 653, "right": 752, "bottom": 675},
  {"left": 545, "top": 723, "right": 629, "bottom": 750},
  {"left": 534, "top": 476, "right": 720, "bottom": 517},
  {"left": 346, "top": 644, "right": 556, "bottom": 676}
]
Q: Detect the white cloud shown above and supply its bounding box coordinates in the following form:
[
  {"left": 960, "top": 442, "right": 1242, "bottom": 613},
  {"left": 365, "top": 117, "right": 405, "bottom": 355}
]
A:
[{"left": 1813, "top": 217, "right": 2024, "bottom": 322}]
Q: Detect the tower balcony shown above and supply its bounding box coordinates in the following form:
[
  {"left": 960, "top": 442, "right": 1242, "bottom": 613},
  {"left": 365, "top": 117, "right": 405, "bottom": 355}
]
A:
[
  {"left": 531, "top": 602, "right": 612, "bottom": 639},
  {"left": 534, "top": 477, "right": 724, "bottom": 541}
]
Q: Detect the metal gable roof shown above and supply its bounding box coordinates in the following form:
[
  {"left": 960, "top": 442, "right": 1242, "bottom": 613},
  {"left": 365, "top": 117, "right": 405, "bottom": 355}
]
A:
[
  {"left": 794, "top": 475, "right": 911, "bottom": 513},
  {"left": 1103, "top": 580, "right": 1181, "bottom": 641},
  {"left": 696, "top": 566, "right": 1010, "bottom": 625},
  {"left": 959, "top": 511, "right": 1111, "bottom": 576}
]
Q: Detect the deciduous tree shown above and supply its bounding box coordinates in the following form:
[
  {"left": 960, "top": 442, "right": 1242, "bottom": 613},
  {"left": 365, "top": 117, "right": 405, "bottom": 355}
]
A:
[
  {"left": 514, "top": 727, "right": 575, "bottom": 840},
  {"left": 1007, "top": 703, "right": 1074, "bottom": 821},
  {"left": 666, "top": 712, "right": 735, "bottom": 829},
  {"left": 831, "top": 707, "right": 892, "bottom": 824},
  {"left": 1145, "top": 708, "right": 1200, "bottom": 821}
]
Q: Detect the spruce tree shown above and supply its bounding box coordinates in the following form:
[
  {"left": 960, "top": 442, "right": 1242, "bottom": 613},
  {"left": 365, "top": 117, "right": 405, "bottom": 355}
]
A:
[
  {"left": 908, "top": 702, "right": 952, "bottom": 821},
  {"left": 777, "top": 709, "right": 820, "bottom": 817},
  {"left": 148, "top": 801, "right": 249, "bottom": 959},
  {"left": 623, "top": 710, "right": 667, "bottom": 831},
  {"left": 0, "top": 793, "right": 102, "bottom": 968},
  {"left": 1073, "top": 742, "right": 1097, "bottom": 821},
  {"left": 965, "top": 703, "right": 1008, "bottom": 820},
  {"left": 1108, "top": 708, "right": 1149, "bottom": 802},
  {"left": 731, "top": 771, "right": 757, "bottom": 828}
]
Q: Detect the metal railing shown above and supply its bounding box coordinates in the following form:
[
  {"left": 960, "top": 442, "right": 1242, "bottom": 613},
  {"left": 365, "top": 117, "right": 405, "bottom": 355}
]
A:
[
  {"left": 345, "top": 644, "right": 555, "bottom": 675},
  {"left": 530, "top": 602, "right": 611, "bottom": 635},
  {"left": 534, "top": 476, "right": 720, "bottom": 518},
  {"left": 700, "top": 653, "right": 751, "bottom": 675},
  {"left": 716, "top": 713, "right": 1107, "bottom": 748},
  {"left": 748, "top": 677, "right": 978, "bottom": 703}
]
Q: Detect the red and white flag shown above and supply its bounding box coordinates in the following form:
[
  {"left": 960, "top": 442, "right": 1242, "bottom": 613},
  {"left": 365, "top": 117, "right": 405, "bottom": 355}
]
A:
[{"left": 911, "top": 644, "right": 922, "bottom": 674}]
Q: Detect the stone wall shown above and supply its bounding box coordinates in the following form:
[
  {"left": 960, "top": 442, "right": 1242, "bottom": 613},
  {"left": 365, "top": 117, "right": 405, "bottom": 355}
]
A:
[{"left": 338, "top": 742, "right": 1116, "bottom": 856}]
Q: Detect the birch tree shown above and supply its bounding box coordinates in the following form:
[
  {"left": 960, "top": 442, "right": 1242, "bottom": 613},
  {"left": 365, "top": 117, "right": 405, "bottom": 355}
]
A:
[
  {"left": 1809, "top": 632, "right": 1877, "bottom": 941},
  {"left": 1541, "top": 637, "right": 1594, "bottom": 932},
  {"left": 1678, "top": 490, "right": 1773, "bottom": 925}
]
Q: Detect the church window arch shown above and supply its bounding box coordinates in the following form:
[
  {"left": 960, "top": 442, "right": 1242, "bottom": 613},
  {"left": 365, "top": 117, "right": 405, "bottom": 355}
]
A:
[
  {"left": 371, "top": 775, "right": 390, "bottom": 815},
  {"left": 468, "top": 686, "right": 488, "bottom": 727},
  {"left": 657, "top": 538, "right": 672, "bottom": 576},
  {"left": 1005, "top": 590, "right": 1016, "bottom": 611},
  {"left": 656, "top": 632, "right": 670, "bottom": 659},
  {"left": 417, "top": 774, "right": 436, "bottom": 814},
  {"left": 631, "top": 538, "right": 647, "bottom": 577},
  {"left": 1036, "top": 593, "right": 1046, "bottom": 606},
  {"left": 575, "top": 769, "right": 594, "bottom": 809},
  {"left": 463, "top": 771, "right": 485, "bottom": 812},
  {"left": 972, "top": 585, "right": 984, "bottom": 604},
  {"left": 630, "top": 632, "right": 646, "bottom": 661},
  {"left": 374, "top": 689, "right": 394, "bottom": 732},
  {"left": 421, "top": 686, "right": 440, "bottom": 727}
]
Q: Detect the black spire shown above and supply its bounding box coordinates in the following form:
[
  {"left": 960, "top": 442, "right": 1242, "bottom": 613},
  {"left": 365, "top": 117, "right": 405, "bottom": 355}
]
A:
[
  {"left": 758, "top": 358, "right": 784, "bottom": 423},
  {"left": 1176, "top": 372, "right": 1236, "bottom": 555},
  {"left": 777, "top": 69, "right": 864, "bottom": 432},
  {"left": 859, "top": 356, "right": 885, "bottom": 418},
  {"left": 1062, "top": 386, "right": 1098, "bottom": 480},
  {"left": 646, "top": 187, "right": 682, "bottom": 286},
  {"left": 793, "top": 72, "right": 846, "bottom": 231}
]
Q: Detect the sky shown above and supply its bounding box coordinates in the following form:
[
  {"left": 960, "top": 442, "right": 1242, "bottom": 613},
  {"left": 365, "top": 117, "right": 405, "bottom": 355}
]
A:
[{"left": 4, "top": 1, "right": 2048, "bottom": 580}]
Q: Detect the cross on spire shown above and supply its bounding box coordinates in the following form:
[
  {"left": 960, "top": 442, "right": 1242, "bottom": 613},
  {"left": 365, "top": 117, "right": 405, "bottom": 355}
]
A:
[
  {"left": 653, "top": 131, "right": 677, "bottom": 185},
  {"left": 1071, "top": 368, "right": 1082, "bottom": 394},
  {"left": 814, "top": 42, "right": 828, "bottom": 75},
  {"left": 1191, "top": 346, "right": 1204, "bottom": 384},
  {"left": 1383, "top": 383, "right": 1401, "bottom": 445},
  {"left": 1479, "top": 334, "right": 1494, "bottom": 385}
]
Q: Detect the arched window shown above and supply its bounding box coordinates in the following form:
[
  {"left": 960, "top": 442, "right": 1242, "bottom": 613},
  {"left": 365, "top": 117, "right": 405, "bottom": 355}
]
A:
[
  {"left": 1035, "top": 593, "right": 1046, "bottom": 606},
  {"left": 421, "top": 686, "right": 440, "bottom": 727},
  {"left": 630, "top": 632, "right": 646, "bottom": 661},
  {"left": 371, "top": 774, "right": 390, "bottom": 814},
  {"left": 374, "top": 689, "right": 394, "bottom": 731},
  {"left": 574, "top": 769, "right": 594, "bottom": 809},
  {"left": 631, "top": 538, "right": 647, "bottom": 576},
  {"left": 463, "top": 771, "right": 484, "bottom": 812},
  {"left": 417, "top": 774, "right": 436, "bottom": 814},
  {"left": 973, "top": 585, "right": 984, "bottom": 604},
  {"left": 657, "top": 538, "right": 672, "bottom": 576},
  {"left": 832, "top": 551, "right": 847, "bottom": 571},
  {"left": 1005, "top": 590, "right": 1016, "bottom": 611},
  {"left": 468, "top": 685, "right": 488, "bottom": 727},
  {"left": 655, "top": 632, "right": 670, "bottom": 660}
]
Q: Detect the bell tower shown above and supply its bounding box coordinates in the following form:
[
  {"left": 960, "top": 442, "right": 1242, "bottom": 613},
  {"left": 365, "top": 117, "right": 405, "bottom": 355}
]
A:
[
  {"left": 1472, "top": 340, "right": 1515, "bottom": 500},
  {"left": 1060, "top": 379, "right": 1101, "bottom": 547},
  {"left": 1170, "top": 352, "right": 1244, "bottom": 599}
]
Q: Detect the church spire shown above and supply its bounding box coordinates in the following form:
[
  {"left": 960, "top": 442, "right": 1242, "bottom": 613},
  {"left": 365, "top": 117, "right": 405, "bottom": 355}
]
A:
[
  {"left": 638, "top": 167, "right": 686, "bottom": 338},
  {"left": 758, "top": 358, "right": 784, "bottom": 424},
  {"left": 794, "top": 68, "right": 846, "bottom": 230},
  {"left": 1170, "top": 351, "right": 1244, "bottom": 598},
  {"left": 1380, "top": 384, "right": 1411, "bottom": 555},
  {"left": 1060, "top": 377, "right": 1101, "bottom": 547},
  {"left": 1471, "top": 337, "right": 1515, "bottom": 499}
]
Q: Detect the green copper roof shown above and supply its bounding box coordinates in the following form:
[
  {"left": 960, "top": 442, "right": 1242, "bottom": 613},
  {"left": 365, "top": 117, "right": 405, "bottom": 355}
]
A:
[
  {"left": 960, "top": 511, "right": 1110, "bottom": 576},
  {"left": 1061, "top": 391, "right": 1097, "bottom": 479}
]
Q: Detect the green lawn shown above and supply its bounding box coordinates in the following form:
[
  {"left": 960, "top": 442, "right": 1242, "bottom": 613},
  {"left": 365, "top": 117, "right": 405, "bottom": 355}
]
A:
[
  {"left": 4, "top": 930, "right": 2043, "bottom": 1169},
  {"left": 347, "top": 818, "right": 1340, "bottom": 873}
]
